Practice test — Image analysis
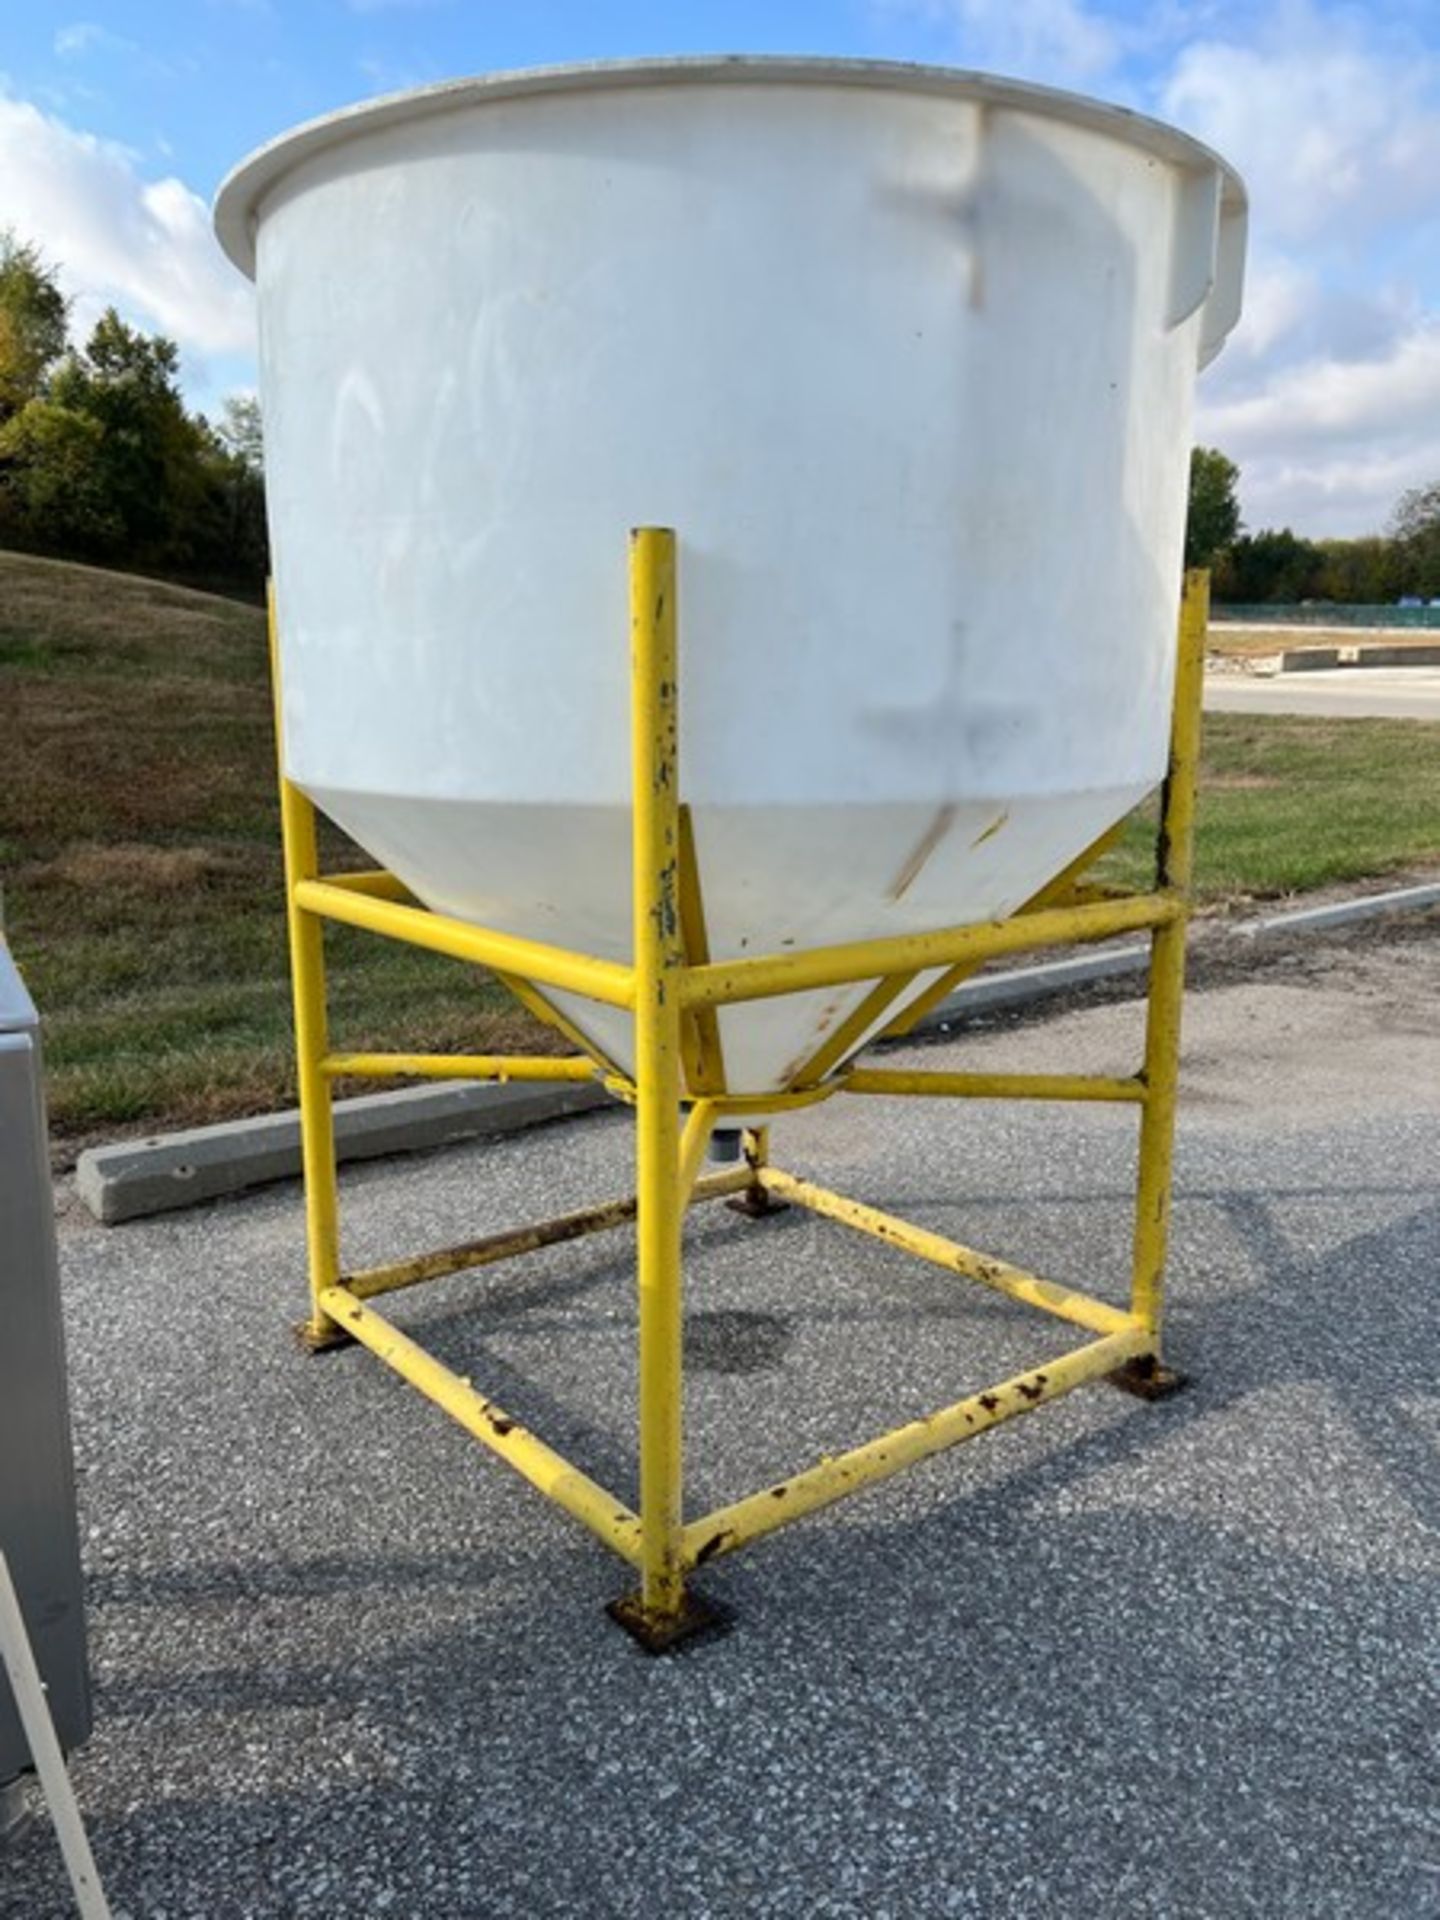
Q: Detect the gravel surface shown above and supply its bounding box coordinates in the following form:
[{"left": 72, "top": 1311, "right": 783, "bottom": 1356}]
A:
[{"left": 6, "top": 922, "right": 1440, "bottom": 1919}]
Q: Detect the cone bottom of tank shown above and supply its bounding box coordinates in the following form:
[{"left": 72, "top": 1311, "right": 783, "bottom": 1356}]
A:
[{"left": 307, "top": 780, "right": 1149, "bottom": 1093}]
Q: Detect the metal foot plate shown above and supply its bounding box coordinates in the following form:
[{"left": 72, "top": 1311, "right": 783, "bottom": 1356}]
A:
[
  {"left": 293, "top": 1317, "right": 355, "bottom": 1355},
  {"left": 725, "top": 1189, "right": 790, "bottom": 1221},
  {"left": 606, "top": 1588, "right": 732, "bottom": 1654},
  {"left": 1108, "top": 1355, "right": 1188, "bottom": 1401},
  {"left": 0, "top": 1779, "right": 32, "bottom": 1847}
]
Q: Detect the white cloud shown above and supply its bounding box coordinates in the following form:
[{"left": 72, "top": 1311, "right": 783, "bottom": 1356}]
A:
[
  {"left": 1215, "top": 444, "right": 1440, "bottom": 541},
  {"left": 355, "top": 51, "right": 440, "bottom": 95},
  {"left": 0, "top": 91, "right": 254, "bottom": 373},
  {"left": 11, "top": 6, "right": 1440, "bottom": 536},
  {"left": 1170, "top": 6, "right": 1440, "bottom": 531},
  {"left": 1222, "top": 255, "right": 1313, "bottom": 363},
  {"left": 878, "top": 0, "right": 1121, "bottom": 86},
  {"left": 53, "top": 21, "right": 136, "bottom": 60},
  {"left": 1199, "top": 324, "right": 1440, "bottom": 534},
  {"left": 880, "top": 0, "right": 1440, "bottom": 532},
  {"left": 1161, "top": 18, "right": 1440, "bottom": 248},
  {"left": 1204, "top": 325, "right": 1440, "bottom": 451},
  {"left": 54, "top": 23, "right": 102, "bottom": 58}
]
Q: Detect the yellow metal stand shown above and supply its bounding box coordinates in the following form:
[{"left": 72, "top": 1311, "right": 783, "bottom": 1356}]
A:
[{"left": 270, "top": 539, "right": 1209, "bottom": 1649}]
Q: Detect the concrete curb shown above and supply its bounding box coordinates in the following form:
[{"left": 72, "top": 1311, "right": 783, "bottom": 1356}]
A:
[
  {"left": 74, "top": 880, "right": 1440, "bottom": 1225},
  {"left": 76, "top": 1077, "right": 610, "bottom": 1226},
  {"left": 910, "top": 879, "right": 1440, "bottom": 1034},
  {"left": 1220, "top": 881, "right": 1440, "bottom": 937},
  {"left": 1279, "top": 643, "right": 1440, "bottom": 673},
  {"left": 910, "top": 942, "right": 1149, "bottom": 1028}
]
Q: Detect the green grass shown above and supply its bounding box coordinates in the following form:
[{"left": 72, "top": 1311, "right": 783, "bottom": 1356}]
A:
[
  {"left": 1, "top": 552, "right": 547, "bottom": 1141},
  {"left": 3, "top": 549, "right": 1437, "bottom": 1142},
  {"left": 1102, "top": 712, "right": 1440, "bottom": 900}
]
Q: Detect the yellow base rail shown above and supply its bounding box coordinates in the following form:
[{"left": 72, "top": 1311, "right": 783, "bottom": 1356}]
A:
[{"left": 268, "top": 540, "right": 1208, "bottom": 1650}]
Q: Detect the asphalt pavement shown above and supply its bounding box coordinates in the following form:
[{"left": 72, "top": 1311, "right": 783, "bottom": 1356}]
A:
[
  {"left": 1205, "top": 666, "right": 1440, "bottom": 718},
  {"left": 6, "top": 914, "right": 1440, "bottom": 1919}
]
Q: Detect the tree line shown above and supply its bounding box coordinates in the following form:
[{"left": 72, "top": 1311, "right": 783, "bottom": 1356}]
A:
[
  {"left": 4, "top": 222, "right": 1437, "bottom": 610},
  {"left": 0, "top": 230, "right": 265, "bottom": 596},
  {"left": 1186, "top": 447, "right": 1440, "bottom": 604}
]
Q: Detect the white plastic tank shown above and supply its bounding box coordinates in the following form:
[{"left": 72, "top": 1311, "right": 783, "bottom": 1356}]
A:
[{"left": 216, "top": 58, "right": 1246, "bottom": 1093}]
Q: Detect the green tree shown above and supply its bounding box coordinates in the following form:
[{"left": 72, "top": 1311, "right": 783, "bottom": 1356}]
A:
[
  {"left": 1185, "top": 446, "right": 1241, "bottom": 568},
  {"left": 218, "top": 393, "right": 263, "bottom": 473},
  {"left": 0, "top": 303, "right": 268, "bottom": 582},
  {"left": 0, "top": 231, "right": 269, "bottom": 587},
  {"left": 0, "top": 231, "right": 68, "bottom": 420},
  {"left": 0, "top": 397, "right": 122, "bottom": 552},
  {"left": 1222, "top": 528, "right": 1325, "bottom": 603},
  {"left": 1314, "top": 536, "right": 1401, "bottom": 605},
  {"left": 47, "top": 309, "right": 203, "bottom": 560},
  {"left": 189, "top": 407, "right": 269, "bottom": 585},
  {"left": 1389, "top": 481, "right": 1440, "bottom": 598}
]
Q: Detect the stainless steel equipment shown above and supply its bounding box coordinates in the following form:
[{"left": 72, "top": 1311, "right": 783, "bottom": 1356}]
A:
[{"left": 0, "top": 939, "right": 91, "bottom": 1783}]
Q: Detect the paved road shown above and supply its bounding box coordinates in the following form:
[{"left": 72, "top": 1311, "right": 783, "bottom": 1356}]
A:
[
  {"left": 1206, "top": 666, "right": 1440, "bottom": 718},
  {"left": 8, "top": 916, "right": 1440, "bottom": 1919}
]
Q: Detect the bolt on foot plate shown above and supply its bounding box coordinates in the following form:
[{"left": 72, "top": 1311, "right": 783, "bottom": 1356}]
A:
[
  {"left": 1108, "top": 1355, "right": 1188, "bottom": 1401},
  {"left": 606, "top": 1587, "right": 732, "bottom": 1653}
]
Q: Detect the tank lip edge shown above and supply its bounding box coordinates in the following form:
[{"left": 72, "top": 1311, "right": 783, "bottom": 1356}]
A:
[{"left": 212, "top": 53, "right": 1247, "bottom": 278}]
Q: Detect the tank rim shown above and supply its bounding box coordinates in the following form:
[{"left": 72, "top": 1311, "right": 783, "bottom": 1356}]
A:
[{"left": 213, "top": 53, "right": 1246, "bottom": 278}]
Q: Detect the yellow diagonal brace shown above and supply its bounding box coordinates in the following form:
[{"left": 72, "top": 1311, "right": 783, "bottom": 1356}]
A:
[
  {"left": 677, "top": 804, "right": 728, "bottom": 1095},
  {"left": 316, "top": 868, "right": 413, "bottom": 901},
  {"left": 491, "top": 969, "right": 629, "bottom": 1083},
  {"left": 877, "top": 817, "right": 1130, "bottom": 1041},
  {"left": 677, "top": 1100, "right": 719, "bottom": 1210},
  {"left": 789, "top": 972, "right": 921, "bottom": 1088}
]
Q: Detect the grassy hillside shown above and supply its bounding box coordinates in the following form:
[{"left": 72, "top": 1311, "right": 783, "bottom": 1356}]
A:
[
  {"left": 3, "top": 549, "right": 1437, "bottom": 1144},
  {"left": 1, "top": 552, "right": 542, "bottom": 1143}
]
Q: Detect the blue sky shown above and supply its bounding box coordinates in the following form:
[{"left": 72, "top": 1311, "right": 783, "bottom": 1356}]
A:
[{"left": 4, "top": 0, "right": 1440, "bottom": 535}]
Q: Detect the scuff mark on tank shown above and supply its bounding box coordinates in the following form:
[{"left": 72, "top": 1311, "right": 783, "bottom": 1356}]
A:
[
  {"left": 970, "top": 808, "right": 1010, "bottom": 850},
  {"left": 887, "top": 802, "right": 958, "bottom": 901}
]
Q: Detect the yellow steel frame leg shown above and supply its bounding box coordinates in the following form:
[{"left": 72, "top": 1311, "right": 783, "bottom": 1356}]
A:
[
  {"left": 607, "top": 530, "right": 723, "bottom": 1649},
  {"left": 267, "top": 543, "right": 1207, "bottom": 1649},
  {"left": 269, "top": 587, "right": 344, "bottom": 1352},
  {"left": 1116, "top": 566, "right": 1208, "bottom": 1399}
]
